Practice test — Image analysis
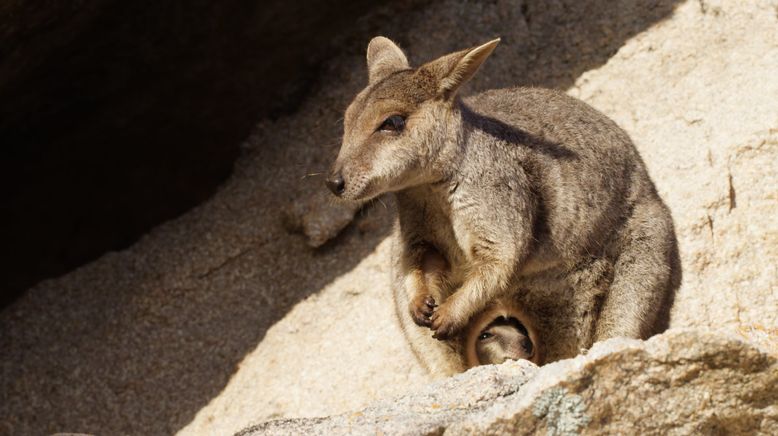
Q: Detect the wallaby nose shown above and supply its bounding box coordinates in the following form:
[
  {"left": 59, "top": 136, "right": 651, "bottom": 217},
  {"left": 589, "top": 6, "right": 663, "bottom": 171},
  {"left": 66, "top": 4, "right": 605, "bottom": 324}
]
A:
[{"left": 326, "top": 173, "right": 346, "bottom": 196}]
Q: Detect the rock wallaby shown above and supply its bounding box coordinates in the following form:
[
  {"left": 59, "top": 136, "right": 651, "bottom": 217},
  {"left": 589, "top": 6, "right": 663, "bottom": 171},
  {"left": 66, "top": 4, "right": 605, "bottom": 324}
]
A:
[{"left": 327, "top": 37, "right": 680, "bottom": 376}]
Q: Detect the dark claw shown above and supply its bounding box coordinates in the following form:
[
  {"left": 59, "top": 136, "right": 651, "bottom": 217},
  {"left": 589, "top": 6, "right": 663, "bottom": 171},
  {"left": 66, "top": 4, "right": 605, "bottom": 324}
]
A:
[
  {"left": 429, "top": 309, "right": 459, "bottom": 340},
  {"left": 424, "top": 296, "right": 437, "bottom": 308},
  {"left": 410, "top": 298, "right": 435, "bottom": 327},
  {"left": 432, "top": 327, "right": 452, "bottom": 340},
  {"left": 412, "top": 311, "right": 432, "bottom": 327}
]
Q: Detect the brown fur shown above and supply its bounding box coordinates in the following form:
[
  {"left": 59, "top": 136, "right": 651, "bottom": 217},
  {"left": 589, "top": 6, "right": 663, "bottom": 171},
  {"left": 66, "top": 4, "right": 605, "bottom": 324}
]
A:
[
  {"left": 329, "top": 37, "right": 681, "bottom": 377},
  {"left": 412, "top": 244, "right": 543, "bottom": 368}
]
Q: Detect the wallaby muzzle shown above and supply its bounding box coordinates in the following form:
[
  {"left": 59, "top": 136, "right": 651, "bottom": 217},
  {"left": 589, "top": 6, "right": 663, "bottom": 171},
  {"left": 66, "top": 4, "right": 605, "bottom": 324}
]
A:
[{"left": 326, "top": 171, "right": 346, "bottom": 196}]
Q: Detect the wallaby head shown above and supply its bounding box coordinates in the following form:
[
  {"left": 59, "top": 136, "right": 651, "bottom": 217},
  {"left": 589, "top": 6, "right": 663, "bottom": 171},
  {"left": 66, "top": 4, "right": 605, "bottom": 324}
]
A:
[{"left": 326, "top": 36, "right": 500, "bottom": 200}]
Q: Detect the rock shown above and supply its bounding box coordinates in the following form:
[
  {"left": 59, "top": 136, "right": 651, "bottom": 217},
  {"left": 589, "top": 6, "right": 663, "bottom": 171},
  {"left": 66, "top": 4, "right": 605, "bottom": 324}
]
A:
[
  {"left": 238, "top": 360, "right": 538, "bottom": 436},
  {"left": 197, "top": 1, "right": 778, "bottom": 432},
  {"left": 0, "top": 0, "right": 382, "bottom": 306},
  {"left": 2, "top": 0, "right": 777, "bottom": 435},
  {"left": 282, "top": 191, "right": 362, "bottom": 247},
  {"left": 459, "top": 330, "right": 778, "bottom": 435},
  {"left": 238, "top": 330, "right": 778, "bottom": 435},
  {"left": 239, "top": 358, "right": 539, "bottom": 436},
  {"left": 566, "top": 0, "right": 778, "bottom": 334}
]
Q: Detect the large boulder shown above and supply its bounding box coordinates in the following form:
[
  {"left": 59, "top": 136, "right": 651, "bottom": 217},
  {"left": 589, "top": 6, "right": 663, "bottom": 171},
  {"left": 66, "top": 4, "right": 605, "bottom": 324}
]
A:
[
  {"left": 239, "top": 330, "right": 778, "bottom": 435},
  {"left": 1, "top": 0, "right": 776, "bottom": 435}
]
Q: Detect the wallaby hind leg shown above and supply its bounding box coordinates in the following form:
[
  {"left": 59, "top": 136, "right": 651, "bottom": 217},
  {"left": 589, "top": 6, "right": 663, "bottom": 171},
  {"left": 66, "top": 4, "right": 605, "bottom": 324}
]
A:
[
  {"left": 568, "top": 258, "right": 613, "bottom": 351},
  {"left": 595, "top": 200, "right": 680, "bottom": 341}
]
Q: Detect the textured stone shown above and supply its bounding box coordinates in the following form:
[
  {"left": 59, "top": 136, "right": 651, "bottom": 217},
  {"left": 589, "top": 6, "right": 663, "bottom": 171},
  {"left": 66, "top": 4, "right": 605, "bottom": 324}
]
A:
[
  {"left": 1, "top": 0, "right": 776, "bottom": 435},
  {"left": 238, "top": 330, "right": 778, "bottom": 435},
  {"left": 239, "top": 359, "right": 538, "bottom": 436},
  {"left": 566, "top": 0, "right": 778, "bottom": 334},
  {"left": 282, "top": 190, "right": 362, "bottom": 247}
]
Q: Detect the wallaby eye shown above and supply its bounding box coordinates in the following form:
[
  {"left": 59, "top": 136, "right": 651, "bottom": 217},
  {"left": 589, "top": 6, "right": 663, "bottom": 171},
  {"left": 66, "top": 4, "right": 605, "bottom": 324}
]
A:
[
  {"left": 378, "top": 115, "right": 406, "bottom": 132},
  {"left": 478, "top": 332, "right": 494, "bottom": 341}
]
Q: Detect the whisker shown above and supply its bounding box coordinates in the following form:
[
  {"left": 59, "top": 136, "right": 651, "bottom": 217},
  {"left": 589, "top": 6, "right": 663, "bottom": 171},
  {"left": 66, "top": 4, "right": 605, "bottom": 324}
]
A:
[{"left": 301, "top": 172, "right": 325, "bottom": 180}]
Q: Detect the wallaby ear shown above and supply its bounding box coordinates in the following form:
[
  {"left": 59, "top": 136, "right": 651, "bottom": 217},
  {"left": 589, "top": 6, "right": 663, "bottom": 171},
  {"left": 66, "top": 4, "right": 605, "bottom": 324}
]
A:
[
  {"left": 422, "top": 38, "right": 500, "bottom": 99},
  {"left": 366, "top": 36, "right": 410, "bottom": 84}
]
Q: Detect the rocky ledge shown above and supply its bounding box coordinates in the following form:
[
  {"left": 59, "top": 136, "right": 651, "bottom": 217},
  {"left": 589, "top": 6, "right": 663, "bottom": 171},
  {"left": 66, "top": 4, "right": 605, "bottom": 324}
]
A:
[{"left": 240, "top": 330, "right": 778, "bottom": 435}]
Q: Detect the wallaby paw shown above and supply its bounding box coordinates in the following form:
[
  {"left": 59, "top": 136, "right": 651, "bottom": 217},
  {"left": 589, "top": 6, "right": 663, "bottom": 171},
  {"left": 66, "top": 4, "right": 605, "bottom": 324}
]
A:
[
  {"left": 409, "top": 295, "right": 437, "bottom": 327},
  {"left": 430, "top": 302, "right": 466, "bottom": 340}
]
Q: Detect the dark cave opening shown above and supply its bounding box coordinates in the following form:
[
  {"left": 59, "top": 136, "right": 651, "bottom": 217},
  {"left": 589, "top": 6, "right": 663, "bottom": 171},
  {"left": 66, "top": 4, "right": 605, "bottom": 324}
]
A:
[{"left": 0, "top": 0, "right": 383, "bottom": 308}]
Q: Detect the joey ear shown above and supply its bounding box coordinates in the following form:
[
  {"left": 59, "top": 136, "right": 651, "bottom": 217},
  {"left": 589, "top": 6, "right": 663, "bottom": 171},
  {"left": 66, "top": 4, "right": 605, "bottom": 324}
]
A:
[
  {"left": 423, "top": 38, "right": 500, "bottom": 99},
  {"left": 366, "top": 36, "right": 410, "bottom": 84}
]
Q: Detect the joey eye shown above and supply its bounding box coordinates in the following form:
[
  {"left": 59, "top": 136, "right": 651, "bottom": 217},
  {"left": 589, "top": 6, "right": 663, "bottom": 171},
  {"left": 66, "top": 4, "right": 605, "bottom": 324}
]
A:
[
  {"left": 378, "top": 115, "right": 406, "bottom": 132},
  {"left": 478, "top": 332, "right": 494, "bottom": 341}
]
